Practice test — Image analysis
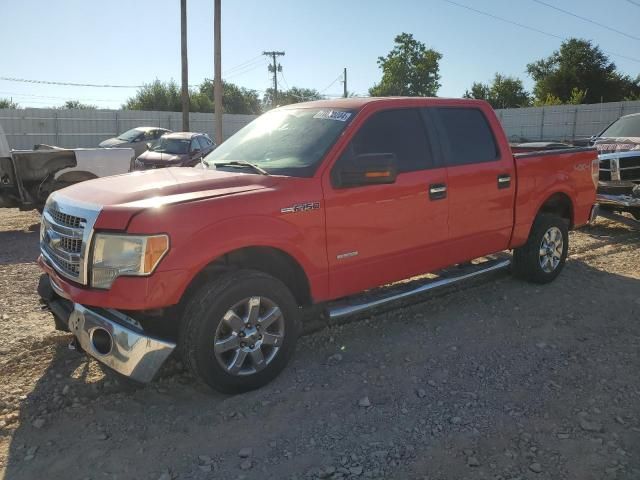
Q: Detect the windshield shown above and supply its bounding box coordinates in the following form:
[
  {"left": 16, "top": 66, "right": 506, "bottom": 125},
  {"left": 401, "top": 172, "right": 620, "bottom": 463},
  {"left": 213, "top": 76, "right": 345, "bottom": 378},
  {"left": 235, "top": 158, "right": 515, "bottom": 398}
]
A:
[
  {"left": 152, "top": 137, "right": 190, "bottom": 154},
  {"left": 117, "top": 128, "right": 144, "bottom": 142},
  {"left": 600, "top": 115, "right": 640, "bottom": 138},
  {"left": 203, "top": 107, "right": 355, "bottom": 177}
]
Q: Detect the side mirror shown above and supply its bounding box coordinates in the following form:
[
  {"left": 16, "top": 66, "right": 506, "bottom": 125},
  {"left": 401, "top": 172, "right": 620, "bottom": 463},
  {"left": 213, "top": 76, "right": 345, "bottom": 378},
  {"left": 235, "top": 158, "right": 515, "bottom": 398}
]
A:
[
  {"left": 146, "top": 143, "right": 152, "bottom": 150},
  {"left": 332, "top": 153, "right": 398, "bottom": 188}
]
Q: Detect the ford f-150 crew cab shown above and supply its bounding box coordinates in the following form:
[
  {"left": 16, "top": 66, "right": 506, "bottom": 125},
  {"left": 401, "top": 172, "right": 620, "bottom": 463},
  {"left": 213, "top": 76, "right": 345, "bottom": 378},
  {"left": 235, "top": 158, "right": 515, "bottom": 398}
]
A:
[{"left": 37, "top": 97, "right": 599, "bottom": 393}]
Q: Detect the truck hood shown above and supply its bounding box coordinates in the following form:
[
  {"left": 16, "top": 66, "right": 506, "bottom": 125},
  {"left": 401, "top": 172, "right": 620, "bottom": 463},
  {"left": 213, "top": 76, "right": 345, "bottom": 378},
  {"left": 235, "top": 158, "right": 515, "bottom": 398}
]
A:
[{"left": 55, "top": 167, "right": 277, "bottom": 228}]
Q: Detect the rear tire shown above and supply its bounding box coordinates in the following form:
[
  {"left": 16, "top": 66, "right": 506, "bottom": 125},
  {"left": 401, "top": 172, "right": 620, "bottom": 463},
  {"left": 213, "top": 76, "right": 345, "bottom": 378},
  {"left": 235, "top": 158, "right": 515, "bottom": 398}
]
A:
[
  {"left": 512, "top": 214, "right": 569, "bottom": 284},
  {"left": 179, "top": 269, "right": 301, "bottom": 394}
]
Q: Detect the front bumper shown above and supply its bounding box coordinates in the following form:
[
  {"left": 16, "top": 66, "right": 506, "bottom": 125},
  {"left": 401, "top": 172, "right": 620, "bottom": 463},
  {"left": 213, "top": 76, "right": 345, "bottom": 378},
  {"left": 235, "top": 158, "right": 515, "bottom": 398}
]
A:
[
  {"left": 597, "top": 193, "right": 640, "bottom": 209},
  {"left": 39, "top": 274, "right": 176, "bottom": 383},
  {"left": 68, "top": 304, "right": 176, "bottom": 383}
]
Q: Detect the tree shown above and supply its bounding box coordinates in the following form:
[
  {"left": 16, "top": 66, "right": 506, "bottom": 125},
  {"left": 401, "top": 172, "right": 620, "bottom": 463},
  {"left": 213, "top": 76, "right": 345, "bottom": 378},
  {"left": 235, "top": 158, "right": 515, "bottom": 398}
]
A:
[
  {"left": 262, "top": 87, "right": 322, "bottom": 109},
  {"left": 61, "top": 100, "right": 97, "bottom": 110},
  {"left": 463, "top": 73, "right": 531, "bottom": 108},
  {"left": 0, "top": 98, "right": 19, "bottom": 109},
  {"left": 527, "top": 39, "right": 640, "bottom": 104},
  {"left": 199, "top": 80, "right": 261, "bottom": 114},
  {"left": 369, "top": 33, "right": 442, "bottom": 97},
  {"left": 124, "top": 79, "right": 259, "bottom": 114}
]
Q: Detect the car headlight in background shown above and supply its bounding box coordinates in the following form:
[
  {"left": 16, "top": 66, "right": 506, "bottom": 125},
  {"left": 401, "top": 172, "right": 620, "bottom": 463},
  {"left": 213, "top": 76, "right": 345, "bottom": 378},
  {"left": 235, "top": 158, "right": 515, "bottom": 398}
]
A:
[{"left": 91, "top": 233, "right": 169, "bottom": 289}]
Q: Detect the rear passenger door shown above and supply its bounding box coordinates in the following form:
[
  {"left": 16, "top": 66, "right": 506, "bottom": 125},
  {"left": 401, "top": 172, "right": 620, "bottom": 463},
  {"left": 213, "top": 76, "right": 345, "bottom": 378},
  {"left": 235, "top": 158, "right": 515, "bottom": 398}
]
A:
[
  {"left": 427, "top": 107, "right": 515, "bottom": 262},
  {"left": 323, "top": 107, "right": 449, "bottom": 299}
]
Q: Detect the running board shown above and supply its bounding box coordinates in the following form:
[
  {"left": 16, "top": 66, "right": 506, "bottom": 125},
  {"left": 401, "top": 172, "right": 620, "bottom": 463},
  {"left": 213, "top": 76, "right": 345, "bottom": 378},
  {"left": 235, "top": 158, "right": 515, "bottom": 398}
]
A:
[{"left": 326, "top": 258, "right": 511, "bottom": 320}]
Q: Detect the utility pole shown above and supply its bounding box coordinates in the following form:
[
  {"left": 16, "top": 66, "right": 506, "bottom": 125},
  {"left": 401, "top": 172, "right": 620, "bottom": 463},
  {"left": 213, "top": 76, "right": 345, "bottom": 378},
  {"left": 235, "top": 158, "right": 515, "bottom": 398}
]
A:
[
  {"left": 180, "top": 0, "right": 189, "bottom": 131},
  {"left": 263, "top": 51, "right": 284, "bottom": 108},
  {"left": 342, "top": 67, "right": 348, "bottom": 98},
  {"left": 214, "top": 0, "right": 223, "bottom": 145}
]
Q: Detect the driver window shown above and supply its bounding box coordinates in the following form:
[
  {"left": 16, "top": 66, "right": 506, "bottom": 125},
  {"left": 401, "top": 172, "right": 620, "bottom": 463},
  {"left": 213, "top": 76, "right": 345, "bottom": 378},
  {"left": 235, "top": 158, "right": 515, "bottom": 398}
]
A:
[{"left": 340, "top": 108, "right": 433, "bottom": 173}]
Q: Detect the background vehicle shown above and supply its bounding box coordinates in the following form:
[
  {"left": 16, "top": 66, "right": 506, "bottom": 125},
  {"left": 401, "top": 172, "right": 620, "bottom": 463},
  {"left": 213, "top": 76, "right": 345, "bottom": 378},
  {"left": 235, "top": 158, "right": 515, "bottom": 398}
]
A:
[
  {"left": 133, "top": 132, "right": 216, "bottom": 170},
  {"left": 37, "top": 98, "right": 598, "bottom": 394},
  {"left": 0, "top": 124, "right": 134, "bottom": 210},
  {"left": 99, "top": 127, "right": 171, "bottom": 158},
  {"left": 590, "top": 113, "right": 640, "bottom": 220}
]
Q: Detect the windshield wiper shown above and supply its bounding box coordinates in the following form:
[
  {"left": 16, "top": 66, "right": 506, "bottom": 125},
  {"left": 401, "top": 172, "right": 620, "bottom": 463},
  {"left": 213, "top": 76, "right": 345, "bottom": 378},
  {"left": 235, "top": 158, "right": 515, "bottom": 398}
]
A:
[{"left": 212, "top": 160, "right": 270, "bottom": 176}]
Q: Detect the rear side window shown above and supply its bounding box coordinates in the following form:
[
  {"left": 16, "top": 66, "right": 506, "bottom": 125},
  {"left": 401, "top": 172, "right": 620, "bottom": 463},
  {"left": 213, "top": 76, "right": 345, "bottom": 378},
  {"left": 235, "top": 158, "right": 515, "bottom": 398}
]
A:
[
  {"left": 345, "top": 108, "right": 433, "bottom": 173},
  {"left": 433, "top": 108, "right": 498, "bottom": 166}
]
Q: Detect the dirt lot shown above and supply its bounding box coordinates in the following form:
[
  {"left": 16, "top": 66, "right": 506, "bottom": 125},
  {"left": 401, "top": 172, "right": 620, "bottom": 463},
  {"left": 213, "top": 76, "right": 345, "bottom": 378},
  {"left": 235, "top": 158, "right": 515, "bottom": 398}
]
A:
[{"left": 0, "top": 208, "right": 638, "bottom": 480}]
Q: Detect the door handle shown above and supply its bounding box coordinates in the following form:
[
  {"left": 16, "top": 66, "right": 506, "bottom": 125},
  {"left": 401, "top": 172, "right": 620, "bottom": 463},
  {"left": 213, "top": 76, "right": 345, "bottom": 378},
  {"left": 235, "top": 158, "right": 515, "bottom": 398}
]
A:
[
  {"left": 429, "top": 183, "right": 447, "bottom": 200},
  {"left": 497, "top": 174, "right": 511, "bottom": 189}
]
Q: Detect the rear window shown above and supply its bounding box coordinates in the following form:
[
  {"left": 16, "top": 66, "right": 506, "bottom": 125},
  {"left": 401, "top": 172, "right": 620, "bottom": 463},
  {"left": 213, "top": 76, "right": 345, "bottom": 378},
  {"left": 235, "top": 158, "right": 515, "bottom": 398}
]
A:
[{"left": 434, "top": 108, "right": 498, "bottom": 166}]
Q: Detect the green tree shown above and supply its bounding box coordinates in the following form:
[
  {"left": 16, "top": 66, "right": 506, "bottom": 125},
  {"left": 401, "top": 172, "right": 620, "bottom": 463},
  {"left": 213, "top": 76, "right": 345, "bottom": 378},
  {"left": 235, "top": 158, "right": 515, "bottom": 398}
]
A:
[
  {"left": 199, "top": 80, "right": 261, "bottom": 114},
  {"left": 124, "top": 79, "right": 261, "bottom": 114},
  {"left": 262, "top": 87, "right": 323, "bottom": 109},
  {"left": 61, "top": 100, "right": 97, "bottom": 109},
  {"left": 369, "top": 33, "right": 442, "bottom": 97},
  {"left": 463, "top": 73, "right": 531, "bottom": 108},
  {"left": 527, "top": 39, "right": 640, "bottom": 104},
  {"left": 0, "top": 98, "right": 19, "bottom": 109}
]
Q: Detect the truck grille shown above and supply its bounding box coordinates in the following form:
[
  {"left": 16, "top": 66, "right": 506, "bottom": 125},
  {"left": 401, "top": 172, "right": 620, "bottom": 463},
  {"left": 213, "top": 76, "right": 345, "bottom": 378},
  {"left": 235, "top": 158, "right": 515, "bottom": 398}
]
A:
[
  {"left": 40, "top": 194, "right": 100, "bottom": 285},
  {"left": 599, "top": 152, "right": 640, "bottom": 183}
]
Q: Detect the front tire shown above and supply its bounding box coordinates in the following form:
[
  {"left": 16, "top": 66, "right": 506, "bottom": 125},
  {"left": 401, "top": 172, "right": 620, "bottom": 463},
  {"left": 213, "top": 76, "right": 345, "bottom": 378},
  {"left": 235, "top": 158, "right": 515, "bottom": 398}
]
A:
[
  {"left": 512, "top": 214, "right": 569, "bottom": 284},
  {"left": 179, "top": 269, "right": 301, "bottom": 394}
]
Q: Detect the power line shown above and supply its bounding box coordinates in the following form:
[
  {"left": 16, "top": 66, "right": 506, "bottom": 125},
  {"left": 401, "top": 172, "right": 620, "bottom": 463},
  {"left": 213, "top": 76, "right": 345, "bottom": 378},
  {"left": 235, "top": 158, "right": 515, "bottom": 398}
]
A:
[
  {"left": 319, "top": 73, "right": 344, "bottom": 93},
  {"left": 533, "top": 0, "right": 640, "bottom": 42},
  {"left": 0, "top": 76, "right": 143, "bottom": 88},
  {"left": 222, "top": 55, "right": 264, "bottom": 75},
  {"left": 627, "top": 0, "right": 640, "bottom": 7},
  {"left": 224, "top": 59, "right": 268, "bottom": 80},
  {"left": 439, "top": 0, "right": 640, "bottom": 64}
]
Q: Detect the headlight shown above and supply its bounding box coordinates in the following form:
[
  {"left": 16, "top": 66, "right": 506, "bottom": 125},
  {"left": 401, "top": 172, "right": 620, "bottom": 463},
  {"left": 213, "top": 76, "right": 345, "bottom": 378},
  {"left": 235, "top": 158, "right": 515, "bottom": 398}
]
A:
[{"left": 91, "top": 233, "right": 169, "bottom": 289}]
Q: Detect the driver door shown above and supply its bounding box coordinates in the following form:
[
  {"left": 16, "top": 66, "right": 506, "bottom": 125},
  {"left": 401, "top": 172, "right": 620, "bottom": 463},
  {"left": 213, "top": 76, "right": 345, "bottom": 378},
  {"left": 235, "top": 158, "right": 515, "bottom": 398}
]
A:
[{"left": 322, "top": 107, "right": 449, "bottom": 299}]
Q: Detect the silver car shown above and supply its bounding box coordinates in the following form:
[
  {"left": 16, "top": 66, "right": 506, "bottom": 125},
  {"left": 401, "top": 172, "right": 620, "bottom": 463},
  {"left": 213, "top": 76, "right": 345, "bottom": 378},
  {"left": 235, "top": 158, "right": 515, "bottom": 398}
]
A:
[{"left": 99, "top": 127, "right": 171, "bottom": 157}]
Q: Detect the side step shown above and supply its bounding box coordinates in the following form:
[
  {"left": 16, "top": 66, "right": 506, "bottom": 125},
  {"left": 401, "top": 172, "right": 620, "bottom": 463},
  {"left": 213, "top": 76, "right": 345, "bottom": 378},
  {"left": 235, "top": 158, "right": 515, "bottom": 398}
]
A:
[{"left": 326, "top": 257, "right": 511, "bottom": 320}]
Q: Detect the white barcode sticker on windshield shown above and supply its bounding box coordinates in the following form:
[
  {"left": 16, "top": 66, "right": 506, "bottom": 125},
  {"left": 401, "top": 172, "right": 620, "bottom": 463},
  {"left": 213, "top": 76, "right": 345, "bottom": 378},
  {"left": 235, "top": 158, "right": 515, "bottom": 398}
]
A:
[{"left": 313, "top": 110, "right": 352, "bottom": 122}]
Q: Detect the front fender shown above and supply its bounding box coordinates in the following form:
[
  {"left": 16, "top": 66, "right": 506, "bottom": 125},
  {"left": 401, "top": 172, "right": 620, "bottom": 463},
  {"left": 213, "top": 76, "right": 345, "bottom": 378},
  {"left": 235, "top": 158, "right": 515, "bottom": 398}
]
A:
[{"left": 127, "top": 203, "right": 329, "bottom": 303}]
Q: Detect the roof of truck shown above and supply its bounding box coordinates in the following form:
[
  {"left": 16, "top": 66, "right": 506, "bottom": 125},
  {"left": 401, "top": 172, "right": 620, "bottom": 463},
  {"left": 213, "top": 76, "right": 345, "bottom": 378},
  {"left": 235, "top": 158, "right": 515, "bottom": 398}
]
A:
[{"left": 281, "top": 97, "right": 488, "bottom": 111}]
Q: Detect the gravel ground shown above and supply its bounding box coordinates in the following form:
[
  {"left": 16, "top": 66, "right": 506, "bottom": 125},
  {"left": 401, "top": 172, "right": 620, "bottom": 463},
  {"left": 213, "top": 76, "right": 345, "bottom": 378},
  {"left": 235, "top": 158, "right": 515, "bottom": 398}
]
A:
[{"left": 0, "top": 208, "right": 639, "bottom": 480}]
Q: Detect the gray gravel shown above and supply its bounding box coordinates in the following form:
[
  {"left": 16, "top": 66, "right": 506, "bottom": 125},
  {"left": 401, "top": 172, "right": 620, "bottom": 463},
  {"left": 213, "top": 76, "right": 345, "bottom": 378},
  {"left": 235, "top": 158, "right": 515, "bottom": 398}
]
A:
[{"left": 0, "top": 209, "right": 639, "bottom": 479}]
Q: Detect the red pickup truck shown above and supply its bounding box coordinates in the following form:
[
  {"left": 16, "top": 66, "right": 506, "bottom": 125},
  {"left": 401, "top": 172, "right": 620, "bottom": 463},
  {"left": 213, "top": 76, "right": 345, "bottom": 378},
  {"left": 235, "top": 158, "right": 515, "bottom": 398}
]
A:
[{"left": 38, "top": 98, "right": 599, "bottom": 393}]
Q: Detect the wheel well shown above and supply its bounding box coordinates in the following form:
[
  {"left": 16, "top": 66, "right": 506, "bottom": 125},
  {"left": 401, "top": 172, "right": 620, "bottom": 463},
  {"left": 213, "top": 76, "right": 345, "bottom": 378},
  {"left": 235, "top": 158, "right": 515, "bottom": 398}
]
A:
[
  {"left": 186, "top": 246, "right": 313, "bottom": 307},
  {"left": 539, "top": 192, "right": 573, "bottom": 227}
]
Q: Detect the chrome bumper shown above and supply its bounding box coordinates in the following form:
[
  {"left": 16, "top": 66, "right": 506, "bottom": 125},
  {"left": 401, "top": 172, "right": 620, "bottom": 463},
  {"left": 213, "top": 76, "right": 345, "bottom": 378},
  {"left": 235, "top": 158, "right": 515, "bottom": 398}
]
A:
[
  {"left": 597, "top": 193, "right": 640, "bottom": 209},
  {"left": 68, "top": 304, "right": 176, "bottom": 383}
]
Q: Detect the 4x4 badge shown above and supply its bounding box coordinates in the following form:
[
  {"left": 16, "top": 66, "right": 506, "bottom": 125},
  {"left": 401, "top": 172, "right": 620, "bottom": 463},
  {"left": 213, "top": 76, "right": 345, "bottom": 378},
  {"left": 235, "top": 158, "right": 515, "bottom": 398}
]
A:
[{"left": 280, "top": 201, "right": 320, "bottom": 214}]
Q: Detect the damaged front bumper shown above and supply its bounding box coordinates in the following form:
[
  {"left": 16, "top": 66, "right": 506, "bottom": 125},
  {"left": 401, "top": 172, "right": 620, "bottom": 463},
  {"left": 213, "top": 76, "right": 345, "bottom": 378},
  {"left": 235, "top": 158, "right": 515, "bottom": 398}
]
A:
[
  {"left": 597, "top": 192, "right": 640, "bottom": 209},
  {"left": 38, "top": 274, "right": 176, "bottom": 383}
]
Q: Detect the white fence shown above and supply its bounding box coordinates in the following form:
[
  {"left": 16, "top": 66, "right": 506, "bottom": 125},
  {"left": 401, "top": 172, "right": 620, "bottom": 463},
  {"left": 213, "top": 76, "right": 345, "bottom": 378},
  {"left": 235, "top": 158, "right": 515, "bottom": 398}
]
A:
[
  {"left": 0, "top": 108, "right": 257, "bottom": 150},
  {"left": 3, "top": 101, "right": 640, "bottom": 149},
  {"left": 496, "top": 100, "right": 640, "bottom": 143}
]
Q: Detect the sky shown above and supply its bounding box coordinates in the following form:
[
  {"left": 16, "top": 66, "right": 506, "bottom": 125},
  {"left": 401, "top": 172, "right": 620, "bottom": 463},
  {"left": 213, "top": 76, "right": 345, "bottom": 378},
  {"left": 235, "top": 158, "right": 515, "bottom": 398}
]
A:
[{"left": 2, "top": 0, "right": 640, "bottom": 109}]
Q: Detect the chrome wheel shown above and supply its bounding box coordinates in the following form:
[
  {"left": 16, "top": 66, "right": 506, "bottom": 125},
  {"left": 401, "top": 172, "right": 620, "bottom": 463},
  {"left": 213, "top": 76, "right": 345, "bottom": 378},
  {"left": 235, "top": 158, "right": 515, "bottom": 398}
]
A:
[
  {"left": 539, "top": 226, "right": 563, "bottom": 273},
  {"left": 213, "top": 296, "right": 285, "bottom": 376}
]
